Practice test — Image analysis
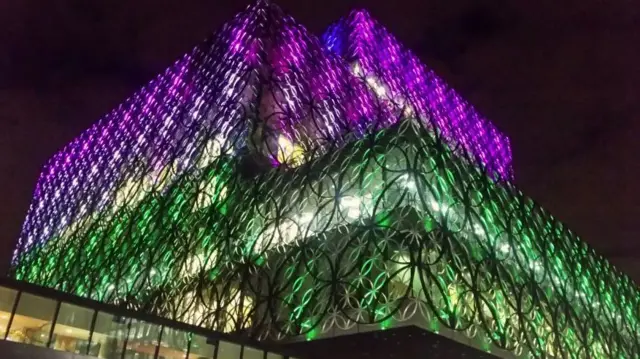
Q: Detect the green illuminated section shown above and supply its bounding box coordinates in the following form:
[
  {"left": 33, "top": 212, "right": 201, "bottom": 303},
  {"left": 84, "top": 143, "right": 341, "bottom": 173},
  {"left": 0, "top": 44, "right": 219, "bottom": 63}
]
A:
[{"left": 14, "top": 119, "right": 639, "bottom": 358}]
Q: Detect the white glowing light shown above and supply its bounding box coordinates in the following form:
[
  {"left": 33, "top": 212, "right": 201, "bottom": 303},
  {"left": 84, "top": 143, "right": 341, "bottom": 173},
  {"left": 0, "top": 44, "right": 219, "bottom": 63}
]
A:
[
  {"left": 256, "top": 219, "right": 300, "bottom": 252},
  {"left": 340, "top": 196, "right": 362, "bottom": 219},
  {"left": 183, "top": 253, "right": 212, "bottom": 277},
  {"left": 530, "top": 261, "right": 543, "bottom": 272},
  {"left": 399, "top": 174, "right": 416, "bottom": 191},
  {"left": 352, "top": 62, "right": 363, "bottom": 76},
  {"left": 430, "top": 200, "right": 447, "bottom": 212},
  {"left": 374, "top": 84, "right": 386, "bottom": 97},
  {"left": 276, "top": 136, "right": 305, "bottom": 167},
  {"left": 498, "top": 243, "right": 510, "bottom": 254},
  {"left": 295, "top": 212, "right": 314, "bottom": 225},
  {"left": 197, "top": 136, "right": 229, "bottom": 169}
]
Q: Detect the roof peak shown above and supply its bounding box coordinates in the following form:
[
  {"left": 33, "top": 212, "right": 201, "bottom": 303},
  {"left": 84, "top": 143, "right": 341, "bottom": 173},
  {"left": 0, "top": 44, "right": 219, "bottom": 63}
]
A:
[
  {"left": 349, "top": 8, "right": 374, "bottom": 20},
  {"left": 322, "top": 7, "right": 514, "bottom": 180},
  {"left": 250, "top": 0, "right": 273, "bottom": 8}
]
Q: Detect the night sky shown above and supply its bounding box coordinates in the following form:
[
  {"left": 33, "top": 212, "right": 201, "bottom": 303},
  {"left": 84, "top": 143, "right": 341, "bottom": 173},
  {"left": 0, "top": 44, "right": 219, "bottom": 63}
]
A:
[{"left": 0, "top": 0, "right": 638, "bottom": 279}]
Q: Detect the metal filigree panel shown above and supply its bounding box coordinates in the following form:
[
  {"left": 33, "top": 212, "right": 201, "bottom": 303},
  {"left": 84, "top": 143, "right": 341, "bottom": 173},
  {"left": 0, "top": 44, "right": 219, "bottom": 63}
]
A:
[
  {"left": 14, "top": 1, "right": 388, "bottom": 262},
  {"left": 11, "top": 2, "right": 639, "bottom": 359},
  {"left": 323, "top": 10, "right": 513, "bottom": 181},
  {"left": 14, "top": 118, "right": 640, "bottom": 357}
]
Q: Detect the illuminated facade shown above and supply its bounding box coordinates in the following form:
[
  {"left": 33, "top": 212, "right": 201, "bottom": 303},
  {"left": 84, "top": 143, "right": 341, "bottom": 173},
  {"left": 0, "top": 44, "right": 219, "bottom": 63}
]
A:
[
  {"left": 10, "top": 1, "right": 639, "bottom": 358},
  {"left": 324, "top": 10, "right": 513, "bottom": 181}
]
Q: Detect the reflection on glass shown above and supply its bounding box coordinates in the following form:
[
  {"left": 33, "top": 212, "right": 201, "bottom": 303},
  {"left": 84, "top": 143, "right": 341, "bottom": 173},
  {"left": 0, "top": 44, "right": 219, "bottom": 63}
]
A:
[
  {"left": 90, "top": 311, "right": 130, "bottom": 359},
  {"left": 218, "top": 340, "right": 242, "bottom": 359},
  {"left": 51, "top": 302, "right": 94, "bottom": 354},
  {"left": 188, "top": 334, "right": 216, "bottom": 359},
  {"left": 124, "top": 319, "right": 160, "bottom": 358},
  {"left": 243, "top": 346, "right": 263, "bottom": 359},
  {"left": 0, "top": 287, "right": 290, "bottom": 359},
  {"left": 6, "top": 292, "right": 57, "bottom": 347},
  {"left": 0, "top": 286, "right": 18, "bottom": 339},
  {"left": 157, "top": 327, "right": 189, "bottom": 359},
  {"left": 266, "top": 352, "right": 283, "bottom": 359}
]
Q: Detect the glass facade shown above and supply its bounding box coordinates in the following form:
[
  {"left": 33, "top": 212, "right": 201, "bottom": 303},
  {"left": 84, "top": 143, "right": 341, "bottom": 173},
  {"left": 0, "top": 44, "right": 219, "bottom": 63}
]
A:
[
  {"left": 0, "top": 287, "right": 17, "bottom": 339},
  {"left": 51, "top": 302, "right": 93, "bottom": 353},
  {"left": 0, "top": 281, "right": 295, "bottom": 359},
  {"left": 6, "top": 292, "right": 57, "bottom": 346}
]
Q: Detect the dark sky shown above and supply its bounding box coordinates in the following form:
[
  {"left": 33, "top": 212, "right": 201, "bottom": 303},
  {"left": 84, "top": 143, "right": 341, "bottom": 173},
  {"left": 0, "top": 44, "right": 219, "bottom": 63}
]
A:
[{"left": 1, "top": 0, "right": 639, "bottom": 279}]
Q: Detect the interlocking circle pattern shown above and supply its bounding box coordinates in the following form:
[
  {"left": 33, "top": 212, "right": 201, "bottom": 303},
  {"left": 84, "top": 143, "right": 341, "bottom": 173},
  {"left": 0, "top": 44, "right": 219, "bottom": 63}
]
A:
[{"left": 12, "top": 2, "right": 638, "bottom": 358}]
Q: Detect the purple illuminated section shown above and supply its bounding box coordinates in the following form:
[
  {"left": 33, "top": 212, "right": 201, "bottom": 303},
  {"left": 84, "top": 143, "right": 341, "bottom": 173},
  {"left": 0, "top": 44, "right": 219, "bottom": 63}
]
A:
[
  {"left": 15, "top": 1, "right": 383, "bottom": 259},
  {"left": 323, "top": 10, "right": 514, "bottom": 180}
]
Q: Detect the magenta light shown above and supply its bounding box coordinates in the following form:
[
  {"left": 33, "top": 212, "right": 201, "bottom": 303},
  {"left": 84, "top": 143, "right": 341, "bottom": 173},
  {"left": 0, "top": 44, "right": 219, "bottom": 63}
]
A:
[
  {"left": 323, "top": 10, "right": 514, "bottom": 181},
  {"left": 14, "top": 1, "right": 385, "bottom": 259},
  {"left": 16, "top": 2, "right": 515, "bottom": 262}
]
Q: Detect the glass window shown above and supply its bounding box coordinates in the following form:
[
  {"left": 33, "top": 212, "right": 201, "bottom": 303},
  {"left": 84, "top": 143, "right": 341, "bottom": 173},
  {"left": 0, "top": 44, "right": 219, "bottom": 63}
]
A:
[
  {"left": 242, "top": 346, "right": 263, "bottom": 359},
  {"left": 266, "top": 353, "right": 283, "bottom": 359},
  {"left": 6, "top": 292, "right": 57, "bottom": 347},
  {"left": 51, "top": 302, "right": 94, "bottom": 354},
  {"left": 0, "top": 286, "right": 18, "bottom": 339},
  {"left": 90, "top": 311, "right": 130, "bottom": 359},
  {"left": 157, "top": 327, "right": 189, "bottom": 359},
  {"left": 188, "top": 334, "right": 216, "bottom": 359},
  {"left": 123, "top": 319, "right": 161, "bottom": 359},
  {"left": 217, "top": 340, "right": 242, "bottom": 359}
]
